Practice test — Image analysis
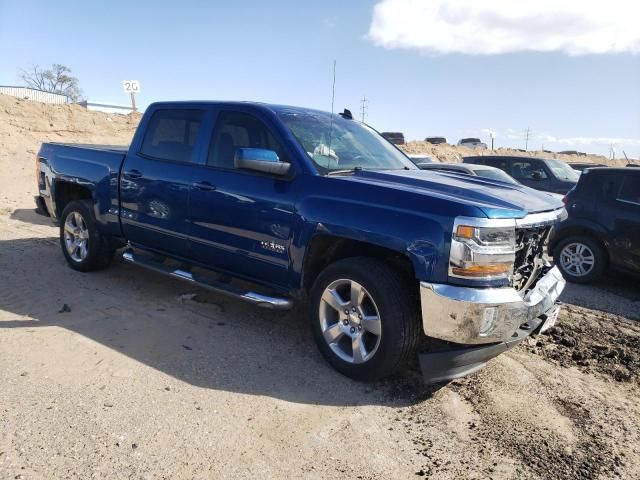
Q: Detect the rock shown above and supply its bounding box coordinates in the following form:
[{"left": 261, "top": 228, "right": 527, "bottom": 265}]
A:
[
  {"left": 58, "top": 303, "right": 71, "bottom": 313},
  {"left": 548, "top": 326, "right": 564, "bottom": 336},
  {"left": 182, "top": 344, "right": 193, "bottom": 351},
  {"left": 561, "top": 335, "right": 577, "bottom": 348},
  {"left": 177, "top": 293, "right": 197, "bottom": 303}
]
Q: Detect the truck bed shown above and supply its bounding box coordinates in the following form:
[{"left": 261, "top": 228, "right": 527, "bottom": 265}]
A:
[
  {"left": 37, "top": 142, "right": 129, "bottom": 237},
  {"left": 47, "top": 142, "right": 129, "bottom": 153}
]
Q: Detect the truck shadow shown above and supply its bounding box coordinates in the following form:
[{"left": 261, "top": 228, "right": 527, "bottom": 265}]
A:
[
  {"left": 10, "top": 207, "right": 54, "bottom": 226},
  {"left": 0, "top": 236, "right": 438, "bottom": 407}
]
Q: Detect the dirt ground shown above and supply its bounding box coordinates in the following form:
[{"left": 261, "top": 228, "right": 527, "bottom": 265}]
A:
[{"left": 1, "top": 95, "right": 640, "bottom": 479}]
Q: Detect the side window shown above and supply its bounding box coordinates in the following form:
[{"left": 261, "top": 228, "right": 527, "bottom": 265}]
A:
[
  {"left": 208, "top": 111, "right": 287, "bottom": 169},
  {"left": 617, "top": 176, "right": 640, "bottom": 205},
  {"left": 481, "top": 157, "right": 510, "bottom": 172},
  {"left": 511, "top": 160, "right": 548, "bottom": 180},
  {"left": 140, "top": 109, "right": 203, "bottom": 162}
]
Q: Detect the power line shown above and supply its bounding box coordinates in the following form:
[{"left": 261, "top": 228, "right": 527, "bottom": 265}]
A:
[{"left": 360, "top": 96, "right": 368, "bottom": 122}]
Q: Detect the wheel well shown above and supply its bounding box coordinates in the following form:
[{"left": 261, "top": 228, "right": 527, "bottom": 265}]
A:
[
  {"left": 302, "top": 234, "right": 416, "bottom": 293},
  {"left": 54, "top": 182, "right": 92, "bottom": 218}
]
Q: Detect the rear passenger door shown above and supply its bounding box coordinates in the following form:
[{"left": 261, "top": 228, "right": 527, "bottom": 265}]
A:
[
  {"left": 186, "top": 109, "right": 298, "bottom": 289},
  {"left": 120, "top": 108, "right": 206, "bottom": 257},
  {"left": 613, "top": 173, "right": 640, "bottom": 272}
]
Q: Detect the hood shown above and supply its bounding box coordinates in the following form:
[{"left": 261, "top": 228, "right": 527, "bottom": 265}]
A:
[{"left": 334, "top": 169, "right": 564, "bottom": 219}]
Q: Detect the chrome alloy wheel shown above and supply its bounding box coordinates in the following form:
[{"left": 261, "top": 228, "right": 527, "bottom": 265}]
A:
[
  {"left": 319, "top": 279, "right": 382, "bottom": 364},
  {"left": 559, "top": 242, "right": 595, "bottom": 277},
  {"left": 63, "top": 211, "right": 89, "bottom": 262}
]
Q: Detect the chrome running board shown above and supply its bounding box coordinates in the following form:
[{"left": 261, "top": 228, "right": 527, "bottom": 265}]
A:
[{"left": 122, "top": 249, "right": 293, "bottom": 310}]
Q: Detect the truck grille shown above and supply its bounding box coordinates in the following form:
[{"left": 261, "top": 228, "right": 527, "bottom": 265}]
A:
[{"left": 512, "top": 225, "right": 552, "bottom": 291}]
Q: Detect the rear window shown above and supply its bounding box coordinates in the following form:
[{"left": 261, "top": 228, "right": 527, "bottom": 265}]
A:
[
  {"left": 140, "top": 109, "right": 203, "bottom": 162},
  {"left": 617, "top": 175, "right": 640, "bottom": 205}
]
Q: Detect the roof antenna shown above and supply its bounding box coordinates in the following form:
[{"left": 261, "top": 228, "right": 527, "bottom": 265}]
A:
[
  {"left": 331, "top": 59, "right": 336, "bottom": 117},
  {"left": 327, "top": 59, "right": 336, "bottom": 168}
]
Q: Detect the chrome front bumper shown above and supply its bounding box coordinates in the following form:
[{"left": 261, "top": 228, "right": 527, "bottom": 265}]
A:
[{"left": 420, "top": 266, "right": 565, "bottom": 345}]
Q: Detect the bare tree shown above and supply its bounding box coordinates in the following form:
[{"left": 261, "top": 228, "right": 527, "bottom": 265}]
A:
[{"left": 20, "top": 64, "right": 84, "bottom": 102}]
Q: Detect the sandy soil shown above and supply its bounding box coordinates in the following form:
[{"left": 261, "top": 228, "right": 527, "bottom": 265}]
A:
[{"left": 1, "top": 95, "right": 639, "bottom": 479}]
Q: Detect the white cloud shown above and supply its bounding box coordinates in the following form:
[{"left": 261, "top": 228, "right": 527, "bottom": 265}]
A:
[
  {"left": 554, "top": 136, "right": 640, "bottom": 147},
  {"left": 475, "top": 129, "right": 640, "bottom": 156},
  {"left": 368, "top": 0, "right": 640, "bottom": 55}
]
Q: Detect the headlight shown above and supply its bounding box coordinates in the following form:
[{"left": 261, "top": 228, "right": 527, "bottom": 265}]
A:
[{"left": 449, "top": 217, "right": 516, "bottom": 281}]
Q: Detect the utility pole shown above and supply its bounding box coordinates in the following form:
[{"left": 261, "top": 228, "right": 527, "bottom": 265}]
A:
[
  {"left": 525, "top": 127, "right": 531, "bottom": 151},
  {"left": 360, "top": 96, "right": 368, "bottom": 122}
]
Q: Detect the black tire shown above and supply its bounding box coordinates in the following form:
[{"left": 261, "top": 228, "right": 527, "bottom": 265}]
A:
[
  {"left": 309, "top": 257, "right": 421, "bottom": 381},
  {"left": 553, "top": 235, "right": 607, "bottom": 284},
  {"left": 59, "top": 200, "right": 115, "bottom": 272}
]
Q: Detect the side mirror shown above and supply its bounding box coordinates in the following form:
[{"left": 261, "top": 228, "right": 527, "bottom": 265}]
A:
[{"left": 234, "top": 148, "right": 291, "bottom": 176}]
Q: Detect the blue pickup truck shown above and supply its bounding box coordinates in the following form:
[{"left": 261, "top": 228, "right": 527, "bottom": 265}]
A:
[{"left": 35, "top": 101, "right": 567, "bottom": 384}]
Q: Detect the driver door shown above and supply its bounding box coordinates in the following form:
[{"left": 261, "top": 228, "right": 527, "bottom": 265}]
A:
[{"left": 186, "top": 109, "right": 299, "bottom": 289}]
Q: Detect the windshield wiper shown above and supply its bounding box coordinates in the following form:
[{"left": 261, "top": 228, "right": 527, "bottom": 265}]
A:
[{"left": 326, "top": 166, "right": 363, "bottom": 176}]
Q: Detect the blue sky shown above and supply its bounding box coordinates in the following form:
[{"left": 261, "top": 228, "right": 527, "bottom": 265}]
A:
[{"left": 0, "top": 0, "right": 638, "bottom": 157}]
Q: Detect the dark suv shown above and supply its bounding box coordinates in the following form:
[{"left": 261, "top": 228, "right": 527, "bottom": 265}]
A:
[
  {"left": 549, "top": 168, "right": 640, "bottom": 283},
  {"left": 464, "top": 156, "right": 579, "bottom": 194}
]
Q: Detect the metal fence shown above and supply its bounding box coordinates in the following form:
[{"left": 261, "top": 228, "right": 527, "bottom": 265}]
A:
[{"left": 0, "top": 86, "right": 69, "bottom": 104}]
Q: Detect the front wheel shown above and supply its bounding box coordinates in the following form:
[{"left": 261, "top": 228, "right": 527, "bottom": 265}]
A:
[
  {"left": 309, "top": 257, "right": 421, "bottom": 381},
  {"left": 59, "top": 200, "right": 115, "bottom": 272}
]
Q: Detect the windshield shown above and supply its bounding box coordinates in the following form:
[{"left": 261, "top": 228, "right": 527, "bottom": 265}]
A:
[
  {"left": 277, "top": 111, "right": 416, "bottom": 173},
  {"left": 546, "top": 159, "right": 580, "bottom": 181},
  {"left": 473, "top": 168, "right": 519, "bottom": 184}
]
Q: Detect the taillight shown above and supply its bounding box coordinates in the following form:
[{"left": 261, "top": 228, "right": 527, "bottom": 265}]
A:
[{"left": 561, "top": 195, "right": 568, "bottom": 205}]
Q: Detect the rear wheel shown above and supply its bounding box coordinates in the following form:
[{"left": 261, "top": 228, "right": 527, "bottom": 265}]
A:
[
  {"left": 554, "top": 235, "right": 607, "bottom": 283},
  {"left": 60, "top": 200, "right": 115, "bottom": 272},
  {"left": 309, "top": 257, "right": 421, "bottom": 381}
]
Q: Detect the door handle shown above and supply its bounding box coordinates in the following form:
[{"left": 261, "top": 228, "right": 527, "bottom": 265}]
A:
[
  {"left": 125, "top": 169, "right": 143, "bottom": 179},
  {"left": 193, "top": 181, "right": 216, "bottom": 191}
]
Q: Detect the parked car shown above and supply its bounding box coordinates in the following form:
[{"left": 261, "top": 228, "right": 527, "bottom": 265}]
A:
[
  {"left": 463, "top": 156, "right": 579, "bottom": 194},
  {"left": 34, "top": 101, "right": 566, "bottom": 384},
  {"left": 458, "top": 138, "right": 487, "bottom": 149},
  {"left": 381, "top": 132, "right": 405, "bottom": 145},
  {"left": 425, "top": 136, "right": 447, "bottom": 145},
  {"left": 415, "top": 161, "right": 515, "bottom": 181},
  {"left": 549, "top": 168, "right": 640, "bottom": 283},
  {"left": 569, "top": 162, "right": 607, "bottom": 172},
  {"left": 417, "top": 163, "right": 565, "bottom": 203},
  {"left": 559, "top": 150, "right": 587, "bottom": 156},
  {"left": 407, "top": 154, "right": 437, "bottom": 167}
]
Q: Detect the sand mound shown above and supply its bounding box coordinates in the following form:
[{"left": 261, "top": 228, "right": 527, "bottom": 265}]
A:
[
  {"left": 400, "top": 141, "right": 625, "bottom": 166},
  {"left": 0, "top": 93, "right": 140, "bottom": 206}
]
